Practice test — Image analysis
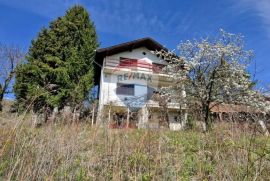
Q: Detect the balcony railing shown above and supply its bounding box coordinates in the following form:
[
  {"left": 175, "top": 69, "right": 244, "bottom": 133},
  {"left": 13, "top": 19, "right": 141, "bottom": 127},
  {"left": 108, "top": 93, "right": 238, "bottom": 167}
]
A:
[
  {"left": 104, "top": 58, "right": 165, "bottom": 74},
  {"left": 104, "top": 100, "right": 181, "bottom": 110},
  {"left": 103, "top": 94, "right": 183, "bottom": 110}
]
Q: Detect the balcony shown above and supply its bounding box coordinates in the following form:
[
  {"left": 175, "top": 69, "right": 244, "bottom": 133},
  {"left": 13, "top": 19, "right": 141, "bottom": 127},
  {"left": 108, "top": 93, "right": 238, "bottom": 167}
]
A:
[
  {"left": 103, "top": 100, "right": 182, "bottom": 110},
  {"left": 104, "top": 59, "right": 168, "bottom": 74},
  {"left": 103, "top": 58, "right": 172, "bottom": 81},
  {"left": 146, "top": 100, "right": 182, "bottom": 109},
  {"left": 103, "top": 94, "right": 184, "bottom": 110}
]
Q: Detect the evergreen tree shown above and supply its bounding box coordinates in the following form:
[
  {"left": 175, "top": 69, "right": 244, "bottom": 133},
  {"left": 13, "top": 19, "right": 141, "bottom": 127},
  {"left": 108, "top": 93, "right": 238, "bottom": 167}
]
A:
[{"left": 14, "top": 5, "right": 99, "bottom": 113}]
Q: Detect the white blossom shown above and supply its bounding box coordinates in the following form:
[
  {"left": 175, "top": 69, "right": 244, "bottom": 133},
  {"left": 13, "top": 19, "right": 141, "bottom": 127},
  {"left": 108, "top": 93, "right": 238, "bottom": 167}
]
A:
[{"left": 155, "top": 30, "right": 269, "bottom": 129}]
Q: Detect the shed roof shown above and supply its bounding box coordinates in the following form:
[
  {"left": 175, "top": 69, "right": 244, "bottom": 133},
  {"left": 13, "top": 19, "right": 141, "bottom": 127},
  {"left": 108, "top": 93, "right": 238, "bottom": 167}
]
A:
[{"left": 210, "top": 103, "right": 261, "bottom": 113}]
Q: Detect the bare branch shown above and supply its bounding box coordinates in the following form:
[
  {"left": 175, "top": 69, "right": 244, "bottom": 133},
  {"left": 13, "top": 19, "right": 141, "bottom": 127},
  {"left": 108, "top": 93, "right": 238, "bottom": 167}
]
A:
[{"left": 0, "top": 43, "right": 24, "bottom": 111}]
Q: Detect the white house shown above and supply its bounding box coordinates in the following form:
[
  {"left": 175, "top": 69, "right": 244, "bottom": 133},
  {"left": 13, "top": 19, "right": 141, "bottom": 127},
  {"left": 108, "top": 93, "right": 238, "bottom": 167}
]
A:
[{"left": 94, "top": 38, "right": 186, "bottom": 130}]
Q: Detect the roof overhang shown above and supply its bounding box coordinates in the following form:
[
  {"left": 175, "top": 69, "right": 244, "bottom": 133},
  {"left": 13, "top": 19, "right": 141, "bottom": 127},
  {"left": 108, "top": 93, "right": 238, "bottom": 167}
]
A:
[{"left": 95, "top": 37, "right": 168, "bottom": 65}]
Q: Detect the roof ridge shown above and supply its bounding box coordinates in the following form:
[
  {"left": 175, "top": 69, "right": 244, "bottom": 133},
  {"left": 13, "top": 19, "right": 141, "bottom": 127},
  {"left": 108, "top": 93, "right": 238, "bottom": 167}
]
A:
[{"left": 96, "top": 37, "right": 167, "bottom": 52}]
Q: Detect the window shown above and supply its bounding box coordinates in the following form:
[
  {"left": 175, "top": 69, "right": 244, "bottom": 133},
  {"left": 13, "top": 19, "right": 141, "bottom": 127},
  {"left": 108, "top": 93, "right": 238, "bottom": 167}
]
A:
[
  {"left": 152, "top": 63, "right": 165, "bottom": 73},
  {"left": 116, "top": 83, "right": 135, "bottom": 96},
  {"left": 119, "top": 57, "right": 138, "bottom": 68}
]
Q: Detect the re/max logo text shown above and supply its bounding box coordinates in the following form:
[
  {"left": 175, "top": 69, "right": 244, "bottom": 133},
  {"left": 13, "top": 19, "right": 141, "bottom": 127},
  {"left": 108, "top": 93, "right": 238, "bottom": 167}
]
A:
[{"left": 117, "top": 73, "right": 152, "bottom": 82}]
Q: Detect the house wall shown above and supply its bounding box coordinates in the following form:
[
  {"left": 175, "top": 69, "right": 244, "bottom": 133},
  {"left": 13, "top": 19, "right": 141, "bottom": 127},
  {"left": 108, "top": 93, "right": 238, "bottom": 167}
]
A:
[
  {"left": 98, "top": 46, "right": 186, "bottom": 130},
  {"left": 99, "top": 47, "right": 167, "bottom": 109},
  {"left": 106, "top": 47, "right": 167, "bottom": 65}
]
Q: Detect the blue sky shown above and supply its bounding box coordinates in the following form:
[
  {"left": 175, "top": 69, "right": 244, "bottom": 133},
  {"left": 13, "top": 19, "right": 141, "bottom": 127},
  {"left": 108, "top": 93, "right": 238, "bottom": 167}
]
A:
[{"left": 0, "top": 0, "right": 270, "bottom": 98}]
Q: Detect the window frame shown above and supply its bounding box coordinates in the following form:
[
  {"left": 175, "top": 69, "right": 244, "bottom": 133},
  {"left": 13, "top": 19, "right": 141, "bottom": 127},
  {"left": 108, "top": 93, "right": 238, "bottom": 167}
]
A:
[
  {"left": 116, "top": 83, "right": 135, "bottom": 96},
  {"left": 119, "top": 57, "right": 138, "bottom": 69}
]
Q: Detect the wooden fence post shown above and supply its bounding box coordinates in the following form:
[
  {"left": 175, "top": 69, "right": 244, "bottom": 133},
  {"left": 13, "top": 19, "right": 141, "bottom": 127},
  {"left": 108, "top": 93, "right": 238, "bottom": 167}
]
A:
[{"left": 126, "top": 108, "right": 130, "bottom": 128}]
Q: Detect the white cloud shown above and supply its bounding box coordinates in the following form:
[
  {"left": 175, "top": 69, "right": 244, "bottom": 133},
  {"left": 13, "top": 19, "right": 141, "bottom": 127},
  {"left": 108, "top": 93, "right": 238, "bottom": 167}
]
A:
[
  {"left": 86, "top": 1, "right": 164, "bottom": 38},
  {"left": 0, "top": 0, "right": 82, "bottom": 19},
  {"left": 0, "top": 0, "right": 175, "bottom": 38},
  {"left": 236, "top": 0, "right": 270, "bottom": 39},
  {"left": 85, "top": 0, "right": 194, "bottom": 40},
  {"left": 0, "top": 0, "right": 197, "bottom": 41}
]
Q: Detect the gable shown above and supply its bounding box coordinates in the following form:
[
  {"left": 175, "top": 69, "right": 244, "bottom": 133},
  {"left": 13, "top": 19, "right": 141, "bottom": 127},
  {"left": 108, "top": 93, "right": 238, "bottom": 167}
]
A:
[
  {"left": 94, "top": 37, "right": 169, "bottom": 85},
  {"left": 106, "top": 47, "right": 167, "bottom": 65},
  {"left": 95, "top": 37, "right": 167, "bottom": 66}
]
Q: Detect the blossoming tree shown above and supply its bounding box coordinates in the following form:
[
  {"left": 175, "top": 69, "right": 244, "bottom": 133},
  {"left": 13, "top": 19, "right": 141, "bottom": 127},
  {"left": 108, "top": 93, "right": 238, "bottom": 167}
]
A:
[{"left": 156, "top": 30, "right": 268, "bottom": 132}]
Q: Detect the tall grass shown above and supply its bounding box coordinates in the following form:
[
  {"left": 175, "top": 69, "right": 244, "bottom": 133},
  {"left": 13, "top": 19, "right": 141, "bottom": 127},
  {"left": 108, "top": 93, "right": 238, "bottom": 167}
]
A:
[{"left": 0, "top": 110, "right": 270, "bottom": 180}]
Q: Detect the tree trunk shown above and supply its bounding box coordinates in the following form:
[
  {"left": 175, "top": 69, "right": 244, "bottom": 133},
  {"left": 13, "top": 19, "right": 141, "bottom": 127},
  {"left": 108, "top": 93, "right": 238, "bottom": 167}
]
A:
[
  {"left": 218, "top": 113, "right": 223, "bottom": 122},
  {"left": 258, "top": 120, "right": 269, "bottom": 136},
  {"left": 166, "top": 108, "right": 170, "bottom": 128},
  {"left": 0, "top": 91, "right": 4, "bottom": 112},
  {"left": 48, "top": 107, "right": 58, "bottom": 123},
  {"left": 0, "top": 70, "right": 15, "bottom": 112},
  {"left": 0, "top": 101, "right": 2, "bottom": 112},
  {"left": 108, "top": 108, "right": 111, "bottom": 125},
  {"left": 201, "top": 121, "right": 207, "bottom": 132},
  {"left": 203, "top": 102, "right": 211, "bottom": 132},
  {"left": 91, "top": 107, "right": 95, "bottom": 126}
]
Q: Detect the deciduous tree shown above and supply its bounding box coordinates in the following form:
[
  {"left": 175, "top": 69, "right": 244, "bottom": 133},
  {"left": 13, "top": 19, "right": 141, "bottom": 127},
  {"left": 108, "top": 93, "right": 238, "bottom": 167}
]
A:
[
  {"left": 0, "top": 44, "right": 23, "bottom": 111},
  {"left": 157, "top": 30, "right": 267, "bottom": 131}
]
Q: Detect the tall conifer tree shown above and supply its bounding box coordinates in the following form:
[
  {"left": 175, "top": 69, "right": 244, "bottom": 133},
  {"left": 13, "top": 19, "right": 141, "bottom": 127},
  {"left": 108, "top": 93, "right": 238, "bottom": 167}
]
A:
[{"left": 14, "top": 5, "right": 98, "bottom": 112}]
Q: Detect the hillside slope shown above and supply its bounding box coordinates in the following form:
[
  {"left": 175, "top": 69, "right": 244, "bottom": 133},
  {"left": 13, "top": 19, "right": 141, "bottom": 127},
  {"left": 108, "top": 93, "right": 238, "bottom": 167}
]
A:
[{"left": 0, "top": 104, "right": 270, "bottom": 180}]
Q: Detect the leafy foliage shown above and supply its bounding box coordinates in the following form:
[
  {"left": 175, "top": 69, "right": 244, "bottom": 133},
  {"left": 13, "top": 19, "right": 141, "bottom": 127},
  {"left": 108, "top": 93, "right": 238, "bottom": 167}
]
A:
[{"left": 14, "top": 5, "right": 98, "bottom": 112}]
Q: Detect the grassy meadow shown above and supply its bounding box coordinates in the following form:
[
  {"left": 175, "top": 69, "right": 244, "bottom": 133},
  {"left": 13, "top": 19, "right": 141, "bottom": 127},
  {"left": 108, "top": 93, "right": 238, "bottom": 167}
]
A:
[{"left": 0, "top": 102, "right": 270, "bottom": 180}]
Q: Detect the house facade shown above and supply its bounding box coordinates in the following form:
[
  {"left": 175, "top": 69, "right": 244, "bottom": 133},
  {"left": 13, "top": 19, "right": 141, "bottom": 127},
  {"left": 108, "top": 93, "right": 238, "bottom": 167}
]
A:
[{"left": 94, "top": 38, "right": 186, "bottom": 130}]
